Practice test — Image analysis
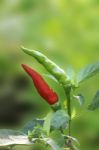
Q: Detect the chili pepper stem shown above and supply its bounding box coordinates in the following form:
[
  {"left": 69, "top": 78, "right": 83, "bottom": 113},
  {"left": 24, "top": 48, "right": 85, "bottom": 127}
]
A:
[
  {"left": 64, "top": 86, "right": 73, "bottom": 150},
  {"left": 64, "top": 86, "right": 72, "bottom": 135},
  {"left": 67, "top": 92, "right": 71, "bottom": 136}
]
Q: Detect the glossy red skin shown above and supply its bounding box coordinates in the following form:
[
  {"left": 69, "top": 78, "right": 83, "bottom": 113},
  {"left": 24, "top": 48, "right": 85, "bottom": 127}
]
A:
[{"left": 21, "top": 64, "right": 58, "bottom": 105}]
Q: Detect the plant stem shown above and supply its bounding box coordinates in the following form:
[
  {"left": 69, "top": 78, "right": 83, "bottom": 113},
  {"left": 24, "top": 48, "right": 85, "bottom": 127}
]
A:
[{"left": 64, "top": 86, "right": 71, "bottom": 136}]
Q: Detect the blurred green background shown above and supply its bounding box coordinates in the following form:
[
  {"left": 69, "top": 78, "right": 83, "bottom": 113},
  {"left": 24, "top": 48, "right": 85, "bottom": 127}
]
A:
[{"left": 0, "top": 0, "right": 99, "bottom": 150}]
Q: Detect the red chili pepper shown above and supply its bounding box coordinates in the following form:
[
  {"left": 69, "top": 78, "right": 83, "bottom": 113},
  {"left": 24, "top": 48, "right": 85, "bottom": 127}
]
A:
[{"left": 21, "top": 64, "right": 58, "bottom": 105}]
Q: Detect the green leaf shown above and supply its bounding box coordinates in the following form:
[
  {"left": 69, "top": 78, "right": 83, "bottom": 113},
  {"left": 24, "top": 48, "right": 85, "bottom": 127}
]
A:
[
  {"left": 70, "top": 144, "right": 79, "bottom": 150},
  {"left": 77, "top": 62, "right": 99, "bottom": 83},
  {"left": 88, "top": 91, "right": 99, "bottom": 110},
  {"left": 0, "top": 129, "right": 24, "bottom": 136},
  {"left": 0, "top": 129, "right": 32, "bottom": 147},
  {"left": 29, "top": 125, "right": 47, "bottom": 139},
  {"left": 50, "top": 130, "right": 65, "bottom": 148},
  {"left": 65, "top": 135, "right": 80, "bottom": 146},
  {"left": 74, "top": 94, "right": 85, "bottom": 106},
  {"left": 66, "top": 67, "right": 75, "bottom": 81},
  {"left": 0, "top": 130, "right": 64, "bottom": 150},
  {"left": 21, "top": 118, "right": 44, "bottom": 134},
  {"left": 43, "top": 138, "right": 62, "bottom": 150},
  {"left": 43, "top": 111, "right": 53, "bottom": 135},
  {"left": 51, "top": 110, "right": 69, "bottom": 129}
]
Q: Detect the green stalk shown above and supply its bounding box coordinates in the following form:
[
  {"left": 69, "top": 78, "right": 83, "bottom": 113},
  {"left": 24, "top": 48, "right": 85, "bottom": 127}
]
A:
[
  {"left": 64, "top": 86, "right": 72, "bottom": 136},
  {"left": 64, "top": 86, "right": 73, "bottom": 150}
]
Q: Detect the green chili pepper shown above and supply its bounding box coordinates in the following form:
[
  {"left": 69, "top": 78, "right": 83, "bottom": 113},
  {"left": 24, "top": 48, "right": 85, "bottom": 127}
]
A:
[{"left": 21, "top": 46, "right": 71, "bottom": 86}]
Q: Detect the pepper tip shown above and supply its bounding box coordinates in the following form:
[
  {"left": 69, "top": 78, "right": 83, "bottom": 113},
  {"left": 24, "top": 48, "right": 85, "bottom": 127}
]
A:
[{"left": 21, "top": 46, "right": 26, "bottom": 52}]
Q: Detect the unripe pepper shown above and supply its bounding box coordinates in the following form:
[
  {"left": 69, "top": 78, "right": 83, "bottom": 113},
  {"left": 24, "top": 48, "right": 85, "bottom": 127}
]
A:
[
  {"left": 21, "top": 64, "right": 58, "bottom": 105},
  {"left": 21, "top": 47, "right": 70, "bottom": 86}
]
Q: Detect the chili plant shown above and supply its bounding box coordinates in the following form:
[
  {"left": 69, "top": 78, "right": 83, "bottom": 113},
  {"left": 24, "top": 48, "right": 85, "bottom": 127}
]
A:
[{"left": 0, "top": 47, "right": 99, "bottom": 150}]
